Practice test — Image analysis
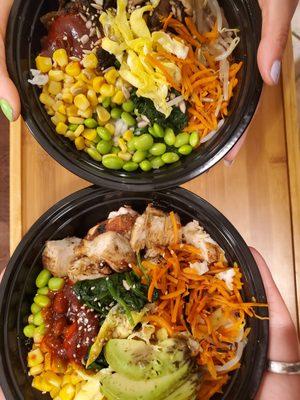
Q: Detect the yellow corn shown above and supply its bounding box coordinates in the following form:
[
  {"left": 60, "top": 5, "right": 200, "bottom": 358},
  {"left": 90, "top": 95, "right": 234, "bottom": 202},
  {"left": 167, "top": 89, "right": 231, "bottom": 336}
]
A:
[
  {"left": 56, "top": 112, "right": 67, "bottom": 123},
  {"left": 82, "top": 53, "right": 98, "bottom": 69},
  {"left": 43, "top": 371, "right": 62, "bottom": 388},
  {"left": 32, "top": 376, "right": 52, "bottom": 392},
  {"left": 65, "top": 61, "right": 81, "bottom": 77},
  {"left": 65, "top": 131, "right": 76, "bottom": 140},
  {"left": 36, "top": 55, "right": 52, "bottom": 73},
  {"left": 112, "top": 90, "right": 125, "bottom": 105},
  {"left": 75, "top": 136, "right": 85, "bottom": 150},
  {"left": 118, "top": 138, "right": 127, "bottom": 153},
  {"left": 29, "top": 364, "right": 44, "bottom": 376},
  {"left": 74, "top": 94, "right": 90, "bottom": 111},
  {"left": 56, "top": 122, "right": 68, "bottom": 135},
  {"left": 48, "top": 81, "right": 62, "bottom": 96},
  {"left": 87, "top": 89, "right": 98, "bottom": 106},
  {"left": 64, "top": 75, "right": 75, "bottom": 85},
  {"left": 70, "top": 373, "right": 82, "bottom": 385},
  {"left": 47, "top": 109, "right": 55, "bottom": 116},
  {"left": 50, "top": 387, "right": 60, "bottom": 399},
  {"left": 53, "top": 49, "right": 68, "bottom": 67},
  {"left": 84, "top": 139, "right": 93, "bottom": 147},
  {"left": 48, "top": 70, "right": 64, "bottom": 82},
  {"left": 66, "top": 105, "right": 78, "bottom": 117},
  {"left": 62, "top": 92, "right": 73, "bottom": 104},
  {"left": 82, "top": 69, "right": 95, "bottom": 81},
  {"left": 39, "top": 92, "right": 55, "bottom": 108},
  {"left": 96, "top": 105, "right": 110, "bottom": 124},
  {"left": 68, "top": 116, "right": 84, "bottom": 124},
  {"left": 28, "top": 348, "right": 44, "bottom": 367},
  {"left": 57, "top": 104, "right": 66, "bottom": 115},
  {"left": 77, "top": 108, "right": 93, "bottom": 118},
  {"left": 123, "top": 129, "right": 133, "bottom": 141},
  {"left": 62, "top": 375, "right": 72, "bottom": 387},
  {"left": 77, "top": 72, "right": 90, "bottom": 84},
  {"left": 82, "top": 129, "right": 97, "bottom": 141},
  {"left": 74, "top": 125, "right": 85, "bottom": 137},
  {"left": 92, "top": 76, "right": 105, "bottom": 93},
  {"left": 70, "top": 81, "right": 87, "bottom": 96},
  {"left": 105, "top": 123, "right": 115, "bottom": 134},
  {"left": 59, "top": 383, "right": 76, "bottom": 400},
  {"left": 100, "top": 83, "right": 115, "bottom": 97},
  {"left": 51, "top": 115, "right": 61, "bottom": 126},
  {"left": 104, "top": 68, "right": 119, "bottom": 84},
  {"left": 118, "top": 152, "right": 132, "bottom": 161}
]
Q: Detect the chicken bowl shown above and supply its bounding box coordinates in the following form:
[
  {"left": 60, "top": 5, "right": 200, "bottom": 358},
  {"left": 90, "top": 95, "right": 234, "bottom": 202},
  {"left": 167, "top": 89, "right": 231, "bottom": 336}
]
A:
[
  {"left": 0, "top": 186, "right": 268, "bottom": 399},
  {"left": 6, "top": 0, "right": 262, "bottom": 190}
]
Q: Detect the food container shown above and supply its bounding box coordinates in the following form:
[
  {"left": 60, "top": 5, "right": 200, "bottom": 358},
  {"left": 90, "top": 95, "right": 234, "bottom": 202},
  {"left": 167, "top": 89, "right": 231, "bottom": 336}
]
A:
[
  {"left": 0, "top": 186, "right": 268, "bottom": 400},
  {"left": 6, "top": 0, "right": 262, "bottom": 191}
]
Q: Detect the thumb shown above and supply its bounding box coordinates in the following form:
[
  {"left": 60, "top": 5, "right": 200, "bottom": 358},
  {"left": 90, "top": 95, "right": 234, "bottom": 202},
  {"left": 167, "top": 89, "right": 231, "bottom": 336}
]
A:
[{"left": 257, "top": 0, "right": 298, "bottom": 85}]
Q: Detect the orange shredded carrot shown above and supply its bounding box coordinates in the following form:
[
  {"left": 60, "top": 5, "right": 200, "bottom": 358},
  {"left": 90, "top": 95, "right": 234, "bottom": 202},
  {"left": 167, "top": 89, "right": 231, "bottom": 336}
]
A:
[{"left": 144, "top": 315, "right": 173, "bottom": 336}]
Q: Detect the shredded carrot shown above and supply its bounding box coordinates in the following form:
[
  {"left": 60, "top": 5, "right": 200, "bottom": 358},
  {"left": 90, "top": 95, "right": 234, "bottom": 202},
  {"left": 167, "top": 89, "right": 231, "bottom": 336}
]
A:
[
  {"left": 170, "top": 211, "right": 179, "bottom": 244},
  {"left": 145, "top": 315, "right": 173, "bottom": 336}
]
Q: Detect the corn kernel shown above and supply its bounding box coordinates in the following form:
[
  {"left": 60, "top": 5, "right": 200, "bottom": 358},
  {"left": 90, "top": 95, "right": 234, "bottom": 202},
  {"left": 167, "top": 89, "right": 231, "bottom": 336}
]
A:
[
  {"left": 65, "top": 61, "right": 81, "bottom": 77},
  {"left": 87, "top": 89, "right": 98, "bottom": 106},
  {"left": 118, "top": 152, "right": 132, "bottom": 161},
  {"left": 84, "top": 139, "right": 93, "bottom": 147},
  {"left": 36, "top": 55, "right": 52, "bottom": 73},
  {"left": 32, "top": 376, "right": 51, "bottom": 392},
  {"left": 58, "top": 104, "right": 66, "bottom": 115},
  {"left": 74, "top": 125, "right": 85, "bottom": 137},
  {"left": 104, "top": 68, "right": 119, "bottom": 84},
  {"left": 62, "top": 92, "right": 73, "bottom": 104},
  {"left": 48, "top": 80, "right": 62, "bottom": 96},
  {"left": 53, "top": 49, "right": 68, "bottom": 67},
  {"left": 43, "top": 371, "right": 62, "bottom": 388},
  {"left": 64, "top": 75, "right": 75, "bottom": 84},
  {"left": 74, "top": 94, "right": 90, "bottom": 111},
  {"left": 66, "top": 105, "right": 78, "bottom": 117},
  {"left": 77, "top": 108, "right": 93, "bottom": 118},
  {"left": 118, "top": 137, "right": 127, "bottom": 153},
  {"left": 82, "top": 69, "right": 95, "bottom": 81},
  {"left": 70, "top": 81, "right": 87, "bottom": 96},
  {"left": 55, "top": 112, "right": 67, "bottom": 123},
  {"left": 70, "top": 373, "right": 82, "bottom": 385},
  {"left": 50, "top": 387, "right": 60, "bottom": 399},
  {"left": 105, "top": 123, "right": 115, "bottom": 134},
  {"left": 96, "top": 105, "right": 110, "bottom": 124},
  {"left": 68, "top": 116, "right": 84, "bottom": 124},
  {"left": 62, "top": 375, "right": 72, "bottom": 387},
  {"left": 100, "top": 83, "right": 115, "bottom": 98},
  {"left": 28, "top": 348, "right": 44, "bottom": 367},
  {"left": 39, "top": 92, "right": 55, "bottom": 108},
  {"left": 123, "top": 130, "right": 133, "bottom": 141},
  {"left": 65, "top": 131, "right": 76, "bottom": 140},
  {"left": 75, "top": 136, "right": 85, "bottom": 150},
  {"left": 82, "top": 53, "right": 98, "bottom": 69},
  {"left": 77, "top": 72, "right": 90, "bottom": 84},
  {"left": 92, "top": 76, "right": 104, "bottom": 93},
  {"left": 29, "top": 364, "right": 44, "bottom": 376},
  {"left": 82, "top": 129, "right": 97, "bottom": 141},
  {"left": 56, "top": 122, "right": 68, "bottom": 135},
  {"left": 112, "top": 90, "right": 125, "bottom": 105},
  {"left": 48, "top": 70, "right": 64, "bottom": 82},
  {"left": 47, "top": 109, "right": 55, "bottom": 116},
  {"left": 59, "top": 383, "right": 75, "bottom": 400}
]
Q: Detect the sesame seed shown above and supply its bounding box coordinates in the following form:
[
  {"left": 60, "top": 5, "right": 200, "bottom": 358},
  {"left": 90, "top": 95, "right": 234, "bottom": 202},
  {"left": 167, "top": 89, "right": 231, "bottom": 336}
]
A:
[{"left": 86, "top": 21, "right": 92, "bottom": 29}]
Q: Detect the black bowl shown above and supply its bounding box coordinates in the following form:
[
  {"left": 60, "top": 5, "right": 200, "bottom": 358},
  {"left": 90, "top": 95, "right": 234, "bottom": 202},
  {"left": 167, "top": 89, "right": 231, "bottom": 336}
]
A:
[
  {"left": 0, "top": 186, "right": 268, "bottom": 399},
  {"left": 6, "top": 0, "right": 262, "bottom": 191}
]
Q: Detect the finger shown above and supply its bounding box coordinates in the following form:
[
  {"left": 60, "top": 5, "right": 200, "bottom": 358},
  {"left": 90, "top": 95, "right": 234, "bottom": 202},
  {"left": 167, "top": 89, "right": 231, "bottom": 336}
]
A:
[
  {"left": 257, "top": 0, "right": 298, "bottom": 85},
  {"left": 250, "top": 247, "right": 300, "bottom": 362}
]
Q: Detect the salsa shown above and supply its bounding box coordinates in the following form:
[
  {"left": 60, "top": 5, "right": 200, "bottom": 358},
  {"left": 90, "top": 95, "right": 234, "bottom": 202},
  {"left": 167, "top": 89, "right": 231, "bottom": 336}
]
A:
[{"left": 41, "top": 281, "right": 99, "bottom": 365}]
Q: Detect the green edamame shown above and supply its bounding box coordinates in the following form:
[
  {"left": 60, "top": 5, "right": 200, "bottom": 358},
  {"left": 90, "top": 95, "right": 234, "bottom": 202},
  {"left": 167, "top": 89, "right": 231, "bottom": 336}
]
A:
[
  {"left": 87, "top": 147, "right": 102, "bottom": 161},
  {"left": 135, "top": 134, "right": 154, "bottom": 151},
  {"left": 132, "top": 150, "right": 147, "bottom": 163},
  {"left": 31, "top": 303, "right": 41, "bottom": 315},
  {"left": 69, "top": 124, "right": 78, "bottom": 132},
  {"left": 121, "top": 112, "right": 136, "bottom": 126},
  {"left": 34, "top": 324, "right": 46, "bottom": 337},
  {"left": 148, "top": 126, "right": 158, "bottom": 138},
  {"left": 97, "top": 127, "right": 112, "bottom": 141},
  {"left": 127, "top": 138, "right": 138, "bottom": 152},
  {"left": 111, "top": 146, "right": 120, "bottom": 154},
  {"left": 178, "top": 144, "right": 193, "bottom": 155},
  {"left": 164, "top": 128, "right": 176, "bottom": 146},
  {"left": 33, "top": 311, "right": 44, "bottom": 326},
  {"left": 122, "top": 100, "right": 135, "bottom": 113},
  {"left": 102, "top": 97, "right": 111, "bottom": 108},
  {"left": 37, "top": 287, "right": 49, "bottom": 295},
  {"left": 23, "top": 324, "right": 35, "bottom": 338},
  {"left": 84, "top": 118, "right": 98, "bottom": 128},
  {"left": 162, "top": 152, "right": 180, "bottom": 164},
  {"left": 139, "top": 160, "right": 152, "bottom": 171},
  {"left": 102, "top": 155, "right": 124, "bottom": 170},
  {"left": 35, "top": 269, "right": 51, "bottom": 288},
  {"left": 123, "top": 161, "right": 139, "bottom": 171},
  {"left": 97, "top": 140, "right": 112, "bottom": 155},
  {"left": 151, "top": 156, "right": 165, "bottom": 169},
  {"left": 174, "top": 132, "right": 190, "bottom": 148},
  {"left": 189, "top": 131, "right": 200, "bottom": 148},
  {"left": 149, "top": 143, "right": 166, "bottom": 156},
  {"left": 34, "top": 294, "right": 51, "bottom": 308},
  {"left": 48, "top": 277, "right": 65, "bottom": 292},
  {"left": 153, "top": 123, "right": 164, "bottom": 138},
  {"left": 111, "top": 107, "right": 123, "bottom": 119}
]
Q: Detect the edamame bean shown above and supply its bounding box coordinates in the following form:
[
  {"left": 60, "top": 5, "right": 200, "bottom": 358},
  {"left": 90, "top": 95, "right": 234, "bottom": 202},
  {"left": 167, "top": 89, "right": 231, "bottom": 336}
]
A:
[
  {"left": 164, "top": 128, "right": 176, "bottom": 146},
  {"left": 69, "top": 124, "right": 78, "bottom": 132},
  {"left": 37, "top": 287, "right": 49, "bottom": 295},
  {"left": 102, "top": 97, "right": 111, "bottom": 108},
  {"left": 148, "top": 127, "right": 158, "bottom": 138},
  {"left": 97, "top": 127, "right": 111, "bottom": 141},
  {"left": 111, "top": 107, "right": 123, "bottom": 119},
  {"left": 87, "top": 147, "right": 102, "bottom": 161},
  {"left": 132, "top": 150, "right": 147, "bottom": 163},
  {"left": 34, "top": 324, "right": 46, "bottom": 337},
  {"left": 23, "top": 324, "right": 35, "bottom": 338},
  {"left": 174, "top": 132, "right": 190, "bottom": 148},
  {"left": 127, "top": 138, "right": 137, "bottom": 152},
  {"left": 97, "top": 140, "right": 112, "bottom": 155},
  {"left": 102, "top": 155, "right": 124, "bottom": 170},
  {"left": 135, "top": 134, "right": 154, "bottom": 151},
  {"left": 35, "top": 269, "right": 51, "bottom": 288},
  {"left": 31, "top": 303, "right": 41, "bottom": 315},
  {"left": 162, "top": 152, "right": 180, "bottom": 164},
  {"left": 151, "top": 156, "right": 165, "bottom": 169},
  {"left": 121, "top": 112, "right": 136, "bottom": 127},
  {"left": 139, "top": 160, "right": 152, "bottom": 171},
  {"left": 123, "top": 161, "right": 139, "bottom": 171},
  {"left": 178, "top": 144, "right": 193, "bottom": 155},
  {"left": 84, "top": 118, "right": 98, "bottom": 128},
  {"left": 122, "top": 100, "right": 135, "bottom": 113},
  {"left": 34, "top": 294, "right": 51, "bottom": 308},
  {"left": 149, "top": 143, "right": 166, "bottom": 156},
  {"left": 48, "top": 277, "right": 65, "bottom": 292},
  {"left": 189, "top": 131, "right": 200, "bottom": 148},
  {"left": 153, "top": 123, "right": 164, "bottom": 138},
  {"left": 111, "top": 146, "right": 120, "bottom": 154},
  {"left": 33, "top": 311, "right": 44, "bottom": 326}
]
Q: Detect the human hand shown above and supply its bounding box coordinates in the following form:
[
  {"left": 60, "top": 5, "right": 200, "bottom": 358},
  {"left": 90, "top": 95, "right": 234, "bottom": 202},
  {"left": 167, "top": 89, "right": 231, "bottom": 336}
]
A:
[
  {"left": 0, "top": 0, "right": 20, "bottom": 122},
  {"left": 250, "top": 248, "right": 300, "bottom": 400},
  {"left": 224, "top": 0, "right": 299, "bottom": 165}
]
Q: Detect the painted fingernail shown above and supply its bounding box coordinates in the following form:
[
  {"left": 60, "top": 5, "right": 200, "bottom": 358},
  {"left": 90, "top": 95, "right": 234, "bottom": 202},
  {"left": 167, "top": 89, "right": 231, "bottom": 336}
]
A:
[
  {"left": 270, "top": 60, "right": 281, "bottom": 85},
  {"left": 0, "top": 99, "right": 13, "bottom": 122},
  {"left": 224, "top": 159, "right": 234, "bottom": 167}
]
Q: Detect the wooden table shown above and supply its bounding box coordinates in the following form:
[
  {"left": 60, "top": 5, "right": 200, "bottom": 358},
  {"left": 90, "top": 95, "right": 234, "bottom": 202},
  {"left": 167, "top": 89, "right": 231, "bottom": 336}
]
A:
[{"left": 10, "top": 38, "right": 300, "bottom": 331}]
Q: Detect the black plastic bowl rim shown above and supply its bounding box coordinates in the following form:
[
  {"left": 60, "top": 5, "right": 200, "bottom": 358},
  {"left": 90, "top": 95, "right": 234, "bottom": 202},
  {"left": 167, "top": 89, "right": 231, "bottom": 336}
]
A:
[
  {"left": 0, "top": 186, "right": 268, "bottom": 400},
  {"left": 6, "top": 0, "right": 263, "bottom": 191}
]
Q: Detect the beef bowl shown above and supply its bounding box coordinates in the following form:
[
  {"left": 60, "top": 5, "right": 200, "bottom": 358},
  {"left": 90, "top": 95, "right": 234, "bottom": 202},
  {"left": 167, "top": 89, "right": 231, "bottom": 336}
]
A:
[
  {"left": 6, "top": 0, "right": 262, "bottom": 190},
  {"left": 0, "top": 186, "right": 268, "bottom": 400}
]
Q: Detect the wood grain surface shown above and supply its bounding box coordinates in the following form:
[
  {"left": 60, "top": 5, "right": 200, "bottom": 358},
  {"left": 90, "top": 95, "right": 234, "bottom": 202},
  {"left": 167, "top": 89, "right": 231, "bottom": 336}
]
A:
[{"left": 10, "top": 41, "right": 300, "bottom": 331}]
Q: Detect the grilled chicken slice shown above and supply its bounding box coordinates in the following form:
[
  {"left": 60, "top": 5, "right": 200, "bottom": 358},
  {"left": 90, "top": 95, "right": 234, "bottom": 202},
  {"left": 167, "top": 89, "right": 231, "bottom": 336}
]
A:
[
  {"left": 76, "top": 231, "right": 135, "bottom": 272},
  {"left": 68, "top": 257, "right": 112, "bottom": 282},
  {"left": 130, "top": 205, "right": 181, "bottom": 253},
  {"left": 42, "top": 237, "right": 81, "bottom": 277},
  {"left": 182, "top": 221, "right": 226, "bottom": 264}
]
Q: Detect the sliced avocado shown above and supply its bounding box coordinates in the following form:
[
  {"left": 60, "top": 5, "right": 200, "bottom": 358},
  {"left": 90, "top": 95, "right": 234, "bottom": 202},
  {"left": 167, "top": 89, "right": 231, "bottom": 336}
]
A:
[
  {"left": 100, "top": 362, "right": 190, "bottom": 400},
  {"left": 164, "top": 373, "right": 201, "bottom": 400}
]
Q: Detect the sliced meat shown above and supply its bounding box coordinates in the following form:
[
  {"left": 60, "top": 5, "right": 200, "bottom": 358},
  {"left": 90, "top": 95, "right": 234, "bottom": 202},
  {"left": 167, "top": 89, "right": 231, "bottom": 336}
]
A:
[
  {"left": 76, "top": 231, "right": 135, "bottom": 272},
  {"left": 182, "top": 221, "right": 226, "bottom": 264},
  {"left": 42, "top": 237, "right": 81, "bottom": 277},
  {"left": 68, "top": 256, "right": 112, "bottom": 282},
  {"left": 85, "top": 222, "right": 107, "bottom": 241}
]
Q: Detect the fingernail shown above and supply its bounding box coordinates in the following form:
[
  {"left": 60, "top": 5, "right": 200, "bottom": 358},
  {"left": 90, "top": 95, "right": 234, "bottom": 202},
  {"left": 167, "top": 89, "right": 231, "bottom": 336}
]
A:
[
  {"left": 0, "top": 99, "right": 13, "bottom": 122},
  {"left": 224, "top": 159, "right": 234, "bottom": 167},
  {"left": 270, "top": 60, "right": 281, "bottom": 85}
]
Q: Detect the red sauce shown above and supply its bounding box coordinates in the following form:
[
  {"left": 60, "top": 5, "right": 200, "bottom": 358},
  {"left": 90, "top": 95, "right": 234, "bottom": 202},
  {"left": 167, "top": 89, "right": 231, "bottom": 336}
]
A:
[{"left": 41, "top": 281, "right": 99, "bottom": 365}]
